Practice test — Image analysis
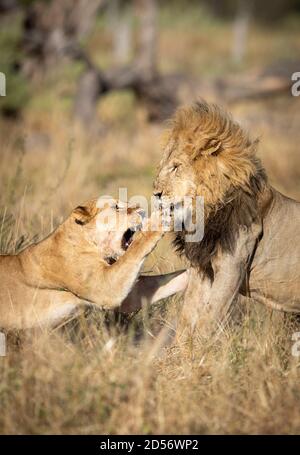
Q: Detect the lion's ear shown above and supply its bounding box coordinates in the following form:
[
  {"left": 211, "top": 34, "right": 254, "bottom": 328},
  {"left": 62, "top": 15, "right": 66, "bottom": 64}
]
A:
[
  {"left": 73, "top": 205, "right": 93, "bottom": 225},
  {"left": 192, "top": 139, "right": 223, "bottom": 160}
]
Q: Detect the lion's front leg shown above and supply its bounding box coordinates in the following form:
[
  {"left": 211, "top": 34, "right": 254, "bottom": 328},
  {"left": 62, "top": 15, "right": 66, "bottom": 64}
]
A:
[
  {"left": 178, "top": 260, "right": 243, "bottom": 340},
  {"left": 180, "top": 268, "right": 213, "bottom": 332},
  {"left": 179, "top": 223, "right": 262, "bottom": 338}
]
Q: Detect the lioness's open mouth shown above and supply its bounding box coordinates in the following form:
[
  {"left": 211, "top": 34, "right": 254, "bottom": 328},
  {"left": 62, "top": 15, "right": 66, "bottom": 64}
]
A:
[
  {"left": 105, "top": 225, "right": 142, "bottom": 265},
  {"left": 121, "top": 228, "right": 136, "bottom": 251}
]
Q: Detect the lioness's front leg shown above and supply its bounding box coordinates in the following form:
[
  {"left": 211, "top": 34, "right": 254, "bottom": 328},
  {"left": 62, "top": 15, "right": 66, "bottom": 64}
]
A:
[{"left": 87, "top": 229, "right": 164, "bottom": 309}]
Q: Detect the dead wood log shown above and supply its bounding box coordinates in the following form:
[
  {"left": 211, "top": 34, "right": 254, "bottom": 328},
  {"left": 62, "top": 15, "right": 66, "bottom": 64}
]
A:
[
  {"left": 73, "top": 0, "right": 177, "bottom": 127},
  {"left": 216, "top": 60, "right": 300, "bottom": 103}
]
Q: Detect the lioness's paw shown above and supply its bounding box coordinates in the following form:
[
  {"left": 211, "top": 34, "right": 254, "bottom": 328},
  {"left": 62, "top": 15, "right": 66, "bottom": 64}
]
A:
[
  {"left": 131, "top": 229, "right": 163, "bottom": 257},
  {"left": 142, "top": 210, "right": 165, "bottom": 233}
]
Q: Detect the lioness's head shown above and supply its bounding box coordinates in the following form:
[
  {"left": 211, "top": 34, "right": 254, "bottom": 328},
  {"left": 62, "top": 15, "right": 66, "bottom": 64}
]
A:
[
  {"left": 64, "top": 198, "right": 144, "bottom": 265},
  {"left": 154, "top": 101, "right": 263, "bottom": 215}
]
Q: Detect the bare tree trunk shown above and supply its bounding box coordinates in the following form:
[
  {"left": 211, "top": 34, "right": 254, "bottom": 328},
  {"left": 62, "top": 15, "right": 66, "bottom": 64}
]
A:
[
  {"left": 0, "top": 0, "right": 18, "bottom": 13},
  {"left": 108, "top": 0, "right": 132, "bottom": 66},
  {"left": 20, "top": 0, "right": 107, "bottom": 126},
  {"left": 21, "top": 0, "right": 105, "bottom": 77},
  {"left": 232, "top": 0, "right": 252, "bottom": 65},
  {"left": 73, "top": 68, "right": 101, "bottom": 128},
  {"left": 74, "top": 0, "right": 177, "bottom": 128},
  {"left": 20, "top": 0, "right": 176, "bottom": 128},
  {"left": 135, "top": 0, "right": 158, "bottom": 80}
]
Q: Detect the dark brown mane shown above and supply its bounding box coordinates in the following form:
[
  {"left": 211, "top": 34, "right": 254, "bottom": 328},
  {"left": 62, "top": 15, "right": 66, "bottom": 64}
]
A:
[{"left": 173, "top": 168, "right": 267, "bottom": 280}]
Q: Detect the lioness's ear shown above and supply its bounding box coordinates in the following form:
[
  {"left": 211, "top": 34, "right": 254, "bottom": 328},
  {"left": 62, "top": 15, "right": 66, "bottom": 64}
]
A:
[
  {"left": 192, "top": 138, "right": 223, "bottom": 160},
  {"left": 73, "top": 205, "right": 93, "bottom": 225}
]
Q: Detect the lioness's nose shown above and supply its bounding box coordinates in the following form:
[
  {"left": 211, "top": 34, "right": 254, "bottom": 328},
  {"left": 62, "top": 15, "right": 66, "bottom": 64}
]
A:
[{"left": 137, "top": 208, "right": 146, "bottom": 219}]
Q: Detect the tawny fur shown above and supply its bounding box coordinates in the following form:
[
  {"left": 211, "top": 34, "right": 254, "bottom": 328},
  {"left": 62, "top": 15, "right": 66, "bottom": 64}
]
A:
[
  {"left": 0, "top": 199, "right": 187, "bottom": 330},
  {"left": 154, "top": 101, "right": 300, "bottom": 332},
  {"left": 159, "top": 101, "right": 265, "bottom": 210}
]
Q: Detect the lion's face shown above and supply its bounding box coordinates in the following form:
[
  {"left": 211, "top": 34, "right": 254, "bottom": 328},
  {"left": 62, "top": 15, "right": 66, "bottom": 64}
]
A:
[
  {"left": 68, "top": 198, "right": 144, "bottom": 265},
  {"left": 153, "top": 135, "right": 230, "bottom": 210},
  {"left": 154, "top": 102, "right": 258, "bottom": 213},
  {"left": 154, "top": 142, "right": 198, "bottom": 202}
]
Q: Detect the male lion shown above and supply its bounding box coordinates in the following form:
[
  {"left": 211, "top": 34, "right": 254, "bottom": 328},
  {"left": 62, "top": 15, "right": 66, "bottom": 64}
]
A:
[
  {"left": 0, "top": 198, "right": 187, "bottom": 330},
  {"left": 153, "top": 101, "right": 300, "bottom": 332}
]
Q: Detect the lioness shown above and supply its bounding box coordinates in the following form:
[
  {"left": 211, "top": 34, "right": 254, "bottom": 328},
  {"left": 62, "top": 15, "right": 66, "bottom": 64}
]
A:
[
  {"left": 0, "top": 198, "right": 187, "bottom": 330},
  {"left": 154, "top": 101, "right": 300, "bottom": 331}
]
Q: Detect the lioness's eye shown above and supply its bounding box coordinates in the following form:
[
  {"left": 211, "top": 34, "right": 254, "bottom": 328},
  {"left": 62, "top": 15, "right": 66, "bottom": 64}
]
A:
[{"left": 114, "top": 203, "right": 126, "bottom": 211}]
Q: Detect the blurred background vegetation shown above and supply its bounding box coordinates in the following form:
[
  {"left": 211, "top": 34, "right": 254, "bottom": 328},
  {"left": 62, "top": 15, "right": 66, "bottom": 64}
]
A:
[
  {"left": 1, "top": 0, "right": 300, "bottom": 119},
  {"left": 0, "top": 0, "right": 299, "bottom": 253}
]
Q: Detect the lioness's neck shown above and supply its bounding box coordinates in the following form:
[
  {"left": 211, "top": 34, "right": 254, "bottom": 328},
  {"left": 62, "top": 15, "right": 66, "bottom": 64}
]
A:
[{"left": 18, "top": 225, "right": 72, "bottom": 290}]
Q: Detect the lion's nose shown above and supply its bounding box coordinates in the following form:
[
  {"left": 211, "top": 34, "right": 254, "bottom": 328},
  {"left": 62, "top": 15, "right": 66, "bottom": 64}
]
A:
[{"left": 153, "top": 191, "right": 163, "bottom": 199}]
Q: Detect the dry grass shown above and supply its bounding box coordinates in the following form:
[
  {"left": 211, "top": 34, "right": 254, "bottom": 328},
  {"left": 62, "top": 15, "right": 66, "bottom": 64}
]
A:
[
  {"left": 1, "top": 304, "right": 300, "bottom": 434},
  {"left": 1, "top": 7, "right": 300, "bottom": 434}
]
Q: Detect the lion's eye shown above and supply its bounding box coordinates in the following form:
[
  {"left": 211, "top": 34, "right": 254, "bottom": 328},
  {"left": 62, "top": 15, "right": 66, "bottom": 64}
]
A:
[{"left": 171, "top": 163, "right": 181, "bottom": 173}]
